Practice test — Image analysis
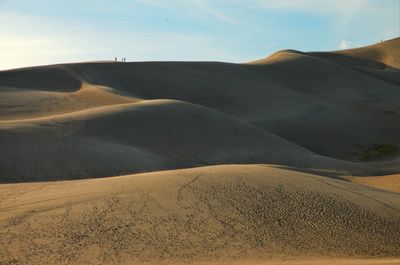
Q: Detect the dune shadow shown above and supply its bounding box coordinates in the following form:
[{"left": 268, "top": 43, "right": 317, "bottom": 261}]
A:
[
  {"left": 0, "top": 65, "right": 82, "bottom": 92},
  {"left": 266, "top": 164, "right": 350, "bottom": 180}
]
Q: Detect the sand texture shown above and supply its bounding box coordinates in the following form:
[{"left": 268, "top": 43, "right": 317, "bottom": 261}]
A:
[{"left": 1, "top": 165, "right": 400, "bottom": 265}]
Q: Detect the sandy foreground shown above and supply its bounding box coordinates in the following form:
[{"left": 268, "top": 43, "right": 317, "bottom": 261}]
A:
[
  {"left": 1, "top": 165, "right": 400, "bottom": 264},
  {"left": 0, "top": 38, "right": 399, "bottom": 264},
  {"left": 173, "top": 259, "right": 400, "bottom": 265}
]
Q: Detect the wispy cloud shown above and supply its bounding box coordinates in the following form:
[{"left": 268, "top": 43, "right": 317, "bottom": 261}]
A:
[
  {"left": 250, "top": 0, "right": 367, "bottom": 15},
  {"left": 0, "top": 10, "right": 240, "bottom": 70},
  {"left": 136, "top": 0, "right": 169, "bottom": 9},
  {"left": 192, "top": 0, "right": 236, "bottom": 23},
  {"left": 135, "top": 0, "right": 237, "bottom": 24},
  {"left": 339, "top": 40, "right": 351, "bottom": 50},
  {"left": 251, "top": 0, "right": 367, "bottom": 32}
]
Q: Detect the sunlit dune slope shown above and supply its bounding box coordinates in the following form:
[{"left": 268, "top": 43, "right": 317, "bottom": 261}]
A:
[
  {"left": 334, "top": 38, "right": 400, "bottom": 69},
  {"left": 1, "top": 165, "right": 399, "bottom": 265}
]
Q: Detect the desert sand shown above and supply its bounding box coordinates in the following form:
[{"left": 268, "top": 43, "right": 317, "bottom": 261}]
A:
[
  {"left": 0, "top": 38, "right": 399, "bottom": 265},
  {"left": 347, "top": 174, "right": 400, "bottom": 193}
]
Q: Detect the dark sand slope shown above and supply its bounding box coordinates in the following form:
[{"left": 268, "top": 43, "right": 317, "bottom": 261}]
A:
[
  {"left": 0, "top": 99, "right": 382, "bottom": 182},
  {"left": 0, "top": 38, "right": 399, "bottom": 182},
  {"left": 1, "top": 165, "right": 400, "bottom": 265},
  {"left": 47, "top": 38, "right": 400, "bottom": 159},
  {"left": 74, "top": 53, "right": 399, "bottom": 162}
]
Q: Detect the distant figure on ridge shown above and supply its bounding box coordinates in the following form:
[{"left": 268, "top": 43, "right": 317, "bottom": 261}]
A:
[{"left": 115, "top": 57, "right": 117, "bottom": 62}]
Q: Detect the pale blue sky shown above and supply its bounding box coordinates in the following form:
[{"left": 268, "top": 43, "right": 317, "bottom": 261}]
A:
[{"left": 0, "top": 0, "right": 398, "bottom": 70}]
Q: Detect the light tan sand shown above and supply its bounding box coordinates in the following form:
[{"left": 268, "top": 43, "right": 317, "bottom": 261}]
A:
[
  {"left": 1, "top": 165, "right": 399, "bottom": 265},
  {"left": 348, "top": 174, "right": 400, "bottom": 193},
  {"left": 194, "top": 259, "right": 400, "bottom": 265},
  {"left": 177, "top": 259, "right": 400, "bottom": 265}
]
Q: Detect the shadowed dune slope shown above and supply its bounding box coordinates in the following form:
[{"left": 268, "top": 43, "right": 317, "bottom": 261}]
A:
[
  {"left": 0, "top": 99, "right": 383, "bottom": 182},
  {"left": 0, "top": 38, "right": 399, "bottom": 182},
  {"left": 245, "top": 51, "right": 399, "bottom": 159},
  {"left": 0, "top": 82, "right": 138, "bottom": 120},
  {"left": 0, "top": 64, "right": 82, "bottom": 92},
  {"left": 1, "top": 165, "right": 399, "bottom": 265},
  {"left": 66, "top": 38, "right": 400, "bottom": 160},
  {"left": 310, "top": 38, "right": 400, "bottom": 85}
]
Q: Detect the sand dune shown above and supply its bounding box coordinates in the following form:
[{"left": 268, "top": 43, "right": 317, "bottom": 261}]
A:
[
  {"left": 0, "top": 38, "right": 399, "bottom": 182},
  {"left": 310, "top": 41, "right": 400, "bottom": 86},
  {"left": 0, "top": 82, "right": 137, "bottom": 120},
  {"left": 246, "top": 41, "right": 399, "bottom": 160},
  {"left": 1, "top": 165, "right": 399, "bottom": 265},
  {"left": 334, "top": 39, "right": 400, "bottom": 69},
  {"left": 0, "top": 39, "right": 399, "bottom": 264},
  {"left": 0, "top": 97, "right": 389, "bottom": 182}
]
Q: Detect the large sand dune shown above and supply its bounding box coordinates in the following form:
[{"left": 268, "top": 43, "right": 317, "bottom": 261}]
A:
[
  {"left": 0, "top": 38, "right": 399, "bottom": 264},
  {"left": 1, "top": 165, "right": 399, "bottom": 265},
  {"left": 0, "top": 98, "right": 387, "bottom": 182},
  {"left": 1, "top": 38, "right": 399, "bottom": 182}
]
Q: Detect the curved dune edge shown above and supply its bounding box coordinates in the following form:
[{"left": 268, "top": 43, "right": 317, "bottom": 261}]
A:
[
  {"left": 1, "top": 164, "right": 399, "bottom": 265},
  {"left": 0, "top": 98, "right": 390, "bottom": 183},
  {"left": 248, "top": 37, "right": 399, "bottom": 68},
  {"left": 0, "top": 82, "right": 139, "bottom": 121},
  {"left": 347, "top": 174, "right": 400, "bottom": 193},
  {"left": 334, "top": 39, "right": 400, "bottom": 69}
]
